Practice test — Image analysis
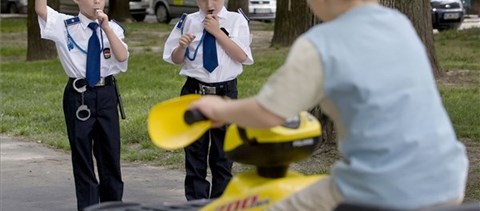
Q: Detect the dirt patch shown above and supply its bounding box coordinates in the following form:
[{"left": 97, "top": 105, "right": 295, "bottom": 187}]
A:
[
  {"left": 464, "top": 138, "right": 480, "bottom": 202},
  {"left": 437, "top": 69, "right": 480, "bottom": 86},
  {"left": 128, "top": 29, "right": 273, "bottom": 54},
  {"left": 251, "top": 30, "right": 274, "bottom": 50},
  {"left": 465, "top": 139, "right": 480, "bottom": 174},
  {"left": 290, "top": 141, "right": 339, "bottom": 175}
]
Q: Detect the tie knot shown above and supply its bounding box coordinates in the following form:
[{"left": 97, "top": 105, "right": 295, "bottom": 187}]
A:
[{"left": 88, "top": 22, "right": 98, "bottom": 31}]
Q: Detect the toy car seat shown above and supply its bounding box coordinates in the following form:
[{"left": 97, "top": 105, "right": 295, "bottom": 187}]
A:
[{"left": 223, "top": 111, "right": 322, "bottom": 178}]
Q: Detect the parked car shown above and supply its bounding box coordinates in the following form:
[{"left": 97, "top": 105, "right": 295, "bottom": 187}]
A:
[
  {"left": 0, "top": 0, "right": 27, "bottom": 14},
  {"left": 59, "top": 0, "right": 150, "bottom": 22},
  {"left": 128, "top": 0, "right": 151, "bottom": 21},
  {"left": 248, "top": 0, "right": 276, "bottom": 22},
  {"left": 148, "top": 0, "right": 277, "bottom": 23},
  {"left": 431, "top": 0, "right": 466, "bottom": 31},
  {"left": 148, "top": 0, "right": 198, "bottom": 23}
]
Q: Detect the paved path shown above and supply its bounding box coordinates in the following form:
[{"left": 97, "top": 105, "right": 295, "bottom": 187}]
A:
[
  {"left": 0, "top": 134, "right": 185, "bottom": 211},
  {"left": 460, "top": 14, "right": 480, "bottom": 29}
]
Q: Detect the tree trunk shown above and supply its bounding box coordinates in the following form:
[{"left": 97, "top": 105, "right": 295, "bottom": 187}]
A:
[
  {"left": 227, "top": 0, "right": 249, "bottom": 15},
  {"left": 469, "top": 0, "right": 480, "bottom": 15},
  {"left": 380, "top": 0, "right": 443, "bottom": 78},
  {"left": 271, "top": 0, "right": 318, "bottom": 47},
  {"left": 109, "top": 0, "right": 133, "bottom": 22},
  {"left": 27, "top": 0, "right": 59, "bottom": 61},
  {"left": 271, "top": 0, "right": 332, "bottom": 148}
]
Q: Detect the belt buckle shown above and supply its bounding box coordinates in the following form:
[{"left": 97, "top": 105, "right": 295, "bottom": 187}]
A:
[
  {"left": 95, "top": 78, "right": 105, "bottom": 86},
  {"left": 199, "top": 84, "right": 216, "bottom": 95}
]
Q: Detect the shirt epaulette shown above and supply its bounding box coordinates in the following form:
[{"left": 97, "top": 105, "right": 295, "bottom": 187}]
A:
[
  {"left": 176, "top": 13, "right": 187, "bottom": 29},
  {"left": 111, "top": 19, "right": 126, "bottom": 33},
  {"left": 64, "top": 17, "right": 80, "bottom": 26}
]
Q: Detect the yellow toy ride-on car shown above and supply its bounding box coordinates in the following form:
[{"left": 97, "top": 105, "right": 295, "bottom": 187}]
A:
[
  {"left": 193, "top": 111, "right": 324, "bottom": 210},
  {"left": 148, "top": 94, "right": 325, "bottom": 210}
]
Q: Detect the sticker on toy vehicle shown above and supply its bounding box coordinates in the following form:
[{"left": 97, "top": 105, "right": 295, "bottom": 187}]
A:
[{"left": 215, "top": 195, "right": 269, "bottom": 211}]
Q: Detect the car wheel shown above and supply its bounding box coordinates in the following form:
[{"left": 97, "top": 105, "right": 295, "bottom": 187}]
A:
[
  {"left": 132, "top": 14, "right": 146, "bottom": 22},
  {"left": 155, "top": 4, "right": 171, "bottom": 24},
  {"left": 8, "top": 3, "right": 18, "bottom": 13}
]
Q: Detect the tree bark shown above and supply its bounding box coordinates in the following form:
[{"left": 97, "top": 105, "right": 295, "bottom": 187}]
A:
[
  {"left": 271, "top": 0, "right": 332, "bottom": 149},
  {"left": 270, "top": 0, "right": 330, "bottom": 148},
  {"left": 380, "top": 0, "right": 443, "bottom": 77},
  {"left": 108, "top": 0, "right": 133, "bottom": 22},
  {"left": 469, "top": 0, "right": 480, "bottom": 15},
  {"left": 27, "top": 0, "right": 59, "bottom": 61},
  {"left": 271, "top": 0, "right": 318, "bottom": 47},
  {"left": 227, "top": 0, "right": 249, "bottom": 15}
]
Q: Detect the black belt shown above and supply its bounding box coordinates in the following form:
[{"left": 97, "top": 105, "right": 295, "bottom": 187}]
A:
[
  {"left": 186, "top": 77, "right": 236, "bottom": 95},
  {"left": 68, "top": 75, "right": 114, "bottom": 88}
]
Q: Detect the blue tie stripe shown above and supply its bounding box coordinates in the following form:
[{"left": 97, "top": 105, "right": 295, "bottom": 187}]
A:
[
  {"left": 203, "top": 31, "right": 218, "bottom": 73},
  {"left": 86, "top": 22, "right": 101, "bottom": 87}
]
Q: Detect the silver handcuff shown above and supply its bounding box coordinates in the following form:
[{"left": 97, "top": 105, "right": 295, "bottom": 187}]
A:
[{"left": 72, "top": 78, "right": 90, "bottom": 121}]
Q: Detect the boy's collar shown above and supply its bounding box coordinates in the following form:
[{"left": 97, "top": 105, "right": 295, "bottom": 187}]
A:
[{"left": 78, "top": 12, "right": 99, "bottom": 30}]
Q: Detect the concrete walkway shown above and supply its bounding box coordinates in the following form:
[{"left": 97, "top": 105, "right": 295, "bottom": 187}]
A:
[{"left": 0, "top": 134, "right": 185, "bottom": 211}]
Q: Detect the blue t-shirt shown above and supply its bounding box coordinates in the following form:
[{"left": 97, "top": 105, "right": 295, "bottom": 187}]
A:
[{"left": 304, "top": 5, "right": 468, "bottom": 209}]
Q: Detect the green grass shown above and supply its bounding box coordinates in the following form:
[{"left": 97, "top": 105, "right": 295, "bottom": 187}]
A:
[
  {"left": 440, "top": 85, "right": 480, "bottom": 139},
  {"left": 435, "top": 28, "right": 480, "bottom": 70},
  {"left": 433, "top": 28, "right": 480, "bottom": 142},
  {"left": 0, "top": 18, "right": 27, "bottom": 33},
  {"left": 435, "top": 27, "right": 480, "bottom": 202},
  {"left": 1, "top": 18, "right": 479, "bottom": 200}
]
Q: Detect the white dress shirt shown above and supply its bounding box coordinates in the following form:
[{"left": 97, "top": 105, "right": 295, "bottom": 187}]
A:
[
  {"left": 38, "top": 7, "right": 128, "bottom": 78},
  {"left": 163, "top": 7, "right": 253, "bottom": 83}
]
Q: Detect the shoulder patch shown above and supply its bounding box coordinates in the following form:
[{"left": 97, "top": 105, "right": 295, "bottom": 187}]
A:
[
  {"left": 176, "top": 13, "right": 187, "bottom": 29},
  {"left": 111, "top": 19, "right": 126, "bottom": 33},
  {"left": 64, "top": 17, "right": 80, "bottom": 25}
]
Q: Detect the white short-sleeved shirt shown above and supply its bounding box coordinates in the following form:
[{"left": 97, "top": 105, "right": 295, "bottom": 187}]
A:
[
  {"left": 163, "top": 7, "right": 253, "bottom": 83},
  {"left": 38, "top": 7, "right": 128, "bottom": 78}
]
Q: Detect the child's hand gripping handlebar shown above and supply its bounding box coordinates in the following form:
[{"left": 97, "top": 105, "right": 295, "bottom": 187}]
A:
[{"left": 184, "top": 109, "right": 208, "bottom": 125}]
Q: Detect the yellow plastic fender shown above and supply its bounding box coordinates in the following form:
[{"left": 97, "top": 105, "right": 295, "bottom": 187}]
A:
[
  {"left": 147, "top": 94, "right": 210, "bottom": 150},
  {"left": 201, "top": 171, "right": 325, "bottom": 211}
]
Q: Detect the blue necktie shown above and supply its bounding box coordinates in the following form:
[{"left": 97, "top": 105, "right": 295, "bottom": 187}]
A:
[
  {"left": 203, "top": 30, "right": 218, "bottom": 73},
  {"left": 86, "top": 22, "right": 101, "bottom": 87}
]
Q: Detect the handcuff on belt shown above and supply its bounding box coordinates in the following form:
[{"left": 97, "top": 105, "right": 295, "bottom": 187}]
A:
[{"left": 72, "top": 78, "right": 91, "bottom": 121}]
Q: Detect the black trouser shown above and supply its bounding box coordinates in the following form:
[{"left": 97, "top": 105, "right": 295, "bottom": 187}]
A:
[
  {"left": 181, "top": 77, "right": 237, "bottom": 201},
  {"left": 63, "top": 77, "right": 123, "bottom": 210}
]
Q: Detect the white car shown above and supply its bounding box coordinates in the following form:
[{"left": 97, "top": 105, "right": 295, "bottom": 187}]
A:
[
  {"left": 248, "top": 0, "right": 276, "bottom": 22},
  {"left": 148, "top": 0, "right": 198, "bottom": 23},
  {"left": 59, "top": 0, "right": 150, "bottom": 22},
  {"left": 149, "top": 0, "right": 276, "bottom": 23}
]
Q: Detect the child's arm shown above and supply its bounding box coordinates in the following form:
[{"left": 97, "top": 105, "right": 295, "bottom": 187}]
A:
[
  {"left": 35, "top": 0, "right": 47, "bottom": 21},
  {"left": 171, "top": 33, "right": 196, "bottom": 64},
  {"left": 204, "top": 14, "right": 247, "bottom": 63},
  {"left": 97, "top": 10, "right": 128, "bottom": 62}
]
